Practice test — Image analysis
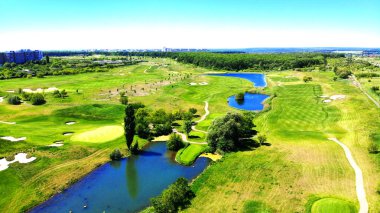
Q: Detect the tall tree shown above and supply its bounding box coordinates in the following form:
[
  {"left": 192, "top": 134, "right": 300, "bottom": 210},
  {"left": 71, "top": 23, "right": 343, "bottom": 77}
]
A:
[
  {"left": 124, "top": 104, "right": 136, "bottom": 150},
  {"left": 184, "top": 120, "right": 192, "bottom": 136}
]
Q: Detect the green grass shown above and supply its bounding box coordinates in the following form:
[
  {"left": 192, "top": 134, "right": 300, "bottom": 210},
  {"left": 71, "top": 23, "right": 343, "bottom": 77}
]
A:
[
  {"left": 71, "top": 125, "right": 124, "bottom": 143},
  {"left": 176, "top": 144, "right": 206, "bottom": 165},
  {"left": 308, "top": 197, "right": 357, "bottom": 213},
  {"left": 242, "top": 200, "right": 273, "bottom": 213},
  {"left": 1, "top": 57, "right": 380, "bottom": 212}
]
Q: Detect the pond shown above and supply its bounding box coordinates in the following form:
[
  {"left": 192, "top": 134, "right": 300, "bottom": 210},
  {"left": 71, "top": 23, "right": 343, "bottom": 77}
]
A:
[
  {"left": 30, "top": 143, "right": 210, "bottom": 213},
  {"left": 207, "top": 73, "right": 269, "bottom": 110},
  {"left": 228, "top": 93, "right": 269, "bottom": 111},
  {"left": 207, "top": 73, "right": 267, "bottom": 87}
]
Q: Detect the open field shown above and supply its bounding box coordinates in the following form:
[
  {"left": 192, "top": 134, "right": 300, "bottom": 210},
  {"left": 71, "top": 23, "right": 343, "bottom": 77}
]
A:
[
  {"left": 1, "top": 57, "right": 380, "bottom": 212},
  {"left": 186, "top": 70, "right": 380, "bottom": 212}
]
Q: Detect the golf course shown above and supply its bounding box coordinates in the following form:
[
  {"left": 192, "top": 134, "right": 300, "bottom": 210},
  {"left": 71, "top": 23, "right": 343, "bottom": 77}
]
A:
[{"left": 1, "top": 55, "right": 380, "bottom": 212}]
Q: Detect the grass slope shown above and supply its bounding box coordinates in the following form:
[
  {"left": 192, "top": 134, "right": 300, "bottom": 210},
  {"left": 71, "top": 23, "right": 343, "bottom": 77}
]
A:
[
  {"left": 176, "top": 144, "right": 206, "bottom": 165},
  {"left": 71, "top": 125, "right": 124, "bottom": 143}
]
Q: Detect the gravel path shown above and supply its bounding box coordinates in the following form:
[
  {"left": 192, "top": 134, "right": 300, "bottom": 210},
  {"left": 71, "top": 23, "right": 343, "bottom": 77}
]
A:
[
  {"left": 328, "top": 138, "right": 368, "bottom": 213},
  {"left": 173, "top": 101, "right": 209, "bottom": 145}
]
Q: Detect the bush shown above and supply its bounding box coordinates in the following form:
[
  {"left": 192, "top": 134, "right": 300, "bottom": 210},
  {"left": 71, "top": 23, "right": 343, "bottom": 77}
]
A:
[
  {"left": 235, "top": 92, "right": 245, "bottom": 100},
  {"left": 120, "top": 96, "right": 128, "bottom": 105},
  {"left": 371, "top": 86, "right": 379, "bottom": 92},
  {"left": 188, "top": 108, "right": 197, "bottom": 115},
  {"left": 303, "top": 76, "right": 312, "bottom": 82},
  {"left": 368, "top": 142, "right": 379, "bottom": 154},
  {"left": 110, "top": 149, "right": 123, "bottom": 160},
  {"left": 30, "top": 93, "right": 46, "bottom": 105},
  {"left": 7, "top": 95, "right": 22, "bottom": 105},
  {"left": 151, "top": 177, "right": 195, "bottom": 213},
  {"left": 167, "top": 133, "right": 185, "bottom": 151}
]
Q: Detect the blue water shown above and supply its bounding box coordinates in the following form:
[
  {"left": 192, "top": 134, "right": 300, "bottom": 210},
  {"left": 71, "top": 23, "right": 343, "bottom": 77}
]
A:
[
  {"left": 30, "top": 143, "right": 209, "bottom": 213},
  {"left": 207, "top": 73, "right": 267, "bottom": 87},
  {"left": 228, "top": 93, "right": 269, "bottom": 111},
  {"left": 207, "top": 73, "right": 269, "bottom": 110}
]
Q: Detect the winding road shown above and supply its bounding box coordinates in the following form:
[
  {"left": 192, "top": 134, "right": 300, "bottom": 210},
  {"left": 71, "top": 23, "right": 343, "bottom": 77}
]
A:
[
  {"left": 328, "top": 138, "right": 368, "bottom": 213},
  {"left": 174, "top": 101, "right": 209, "bottom": 145}
]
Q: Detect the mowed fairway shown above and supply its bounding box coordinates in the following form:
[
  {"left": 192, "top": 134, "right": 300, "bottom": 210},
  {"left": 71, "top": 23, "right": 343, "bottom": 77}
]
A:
[
  {"left": 310, "top": 198, "right": 356, "bottom": 213},
  {"left": 71, "top": 125, "right": 124, "bottom": 143}
]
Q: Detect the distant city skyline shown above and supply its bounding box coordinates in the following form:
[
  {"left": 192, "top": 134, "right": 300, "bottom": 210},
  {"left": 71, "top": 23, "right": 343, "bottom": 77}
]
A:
[{"left": 0, "top": 0, "right": 379, "bottom": 51}]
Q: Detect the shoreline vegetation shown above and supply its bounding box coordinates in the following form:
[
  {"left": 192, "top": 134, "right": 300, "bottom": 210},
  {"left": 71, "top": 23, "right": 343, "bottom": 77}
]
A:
[{"left": 0, "top": 53, "right": 380, "bottom": 212}]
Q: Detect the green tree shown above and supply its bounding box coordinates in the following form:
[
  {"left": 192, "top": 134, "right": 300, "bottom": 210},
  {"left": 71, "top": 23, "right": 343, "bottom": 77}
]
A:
[
  {"left": 151, "top": 177, "right": 195, "bottom": 213},
  {"left": 7, "top": 95, "right": 22, "bottom": 105},
  {"left": 207, "top": 112, "right": 255, "bottom": 152},
  {"left": 135, "top": 108, "right": 151, "bottom": 138},
  {"left": 188, "top": 108, "right": 197, "bottom": 115},
  {"left": 235, "top": 92, "right": 245, "bottom": 100},
  {"left": 124, "top": 104, "right": 136, "bottom": 150},
  {"left": 120, "top": 95, "right": 128, "bottom": 105},
  {"left": 30, "top": 93, "right": 46, "bottom": 105},
  {"left": 167, "top": 133, "right": 185, "bottom": 151},
  {"left": 184, "top": 120, "right": 192, "bottom": 136},
  {"left": 257, "top": 134, "right": 267, "bottom": 145},
  {"left": 110, "top": 149, "right": 122, "bottom": 160}
]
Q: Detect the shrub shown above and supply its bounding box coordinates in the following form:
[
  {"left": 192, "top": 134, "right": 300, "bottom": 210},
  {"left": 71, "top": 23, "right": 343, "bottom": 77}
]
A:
[
  {"left": 371, "top": 86, "right": 379, "bottom": 92},
  {"left": 235, "top": 92, "right": 245, "bottom": 100},
  {"left": 303, "top": 76, "right": 313, "bottom": 82},
  {"left": 120, "top": 96, "right": 128, "bottom": 105},
  {"left": 110, "top": 149, "right": 123, "bottom": 160},
  {"left": 167, "top": 133, "right": 185, "bottom": 151},
  {"left": 7, "top": 95, "right": 22, "bottom": 105},
  {"left": 257, "top": 134, "right": 267, "bottom": 145},
  {"left": 30, "top": 93, "right": 46, "bottom": 105},
  {"left": 151, "top": 177, "right": 195, "bottom": 213},
  {"left": 188, "top": 108, "right": 197, "bottom": 115},
  {"left": 368, "top": 142, "right": 379, "bottom": 154}
]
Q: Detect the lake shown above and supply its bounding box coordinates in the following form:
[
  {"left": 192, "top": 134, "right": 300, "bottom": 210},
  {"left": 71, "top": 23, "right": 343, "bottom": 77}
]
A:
[
  {"left": 30, "top": 143, "right": 210, "bottom": 213},
  {"left": 228, "top": 93, "right": 269, "bottom": 111},
  {"left": 207, "top": 73, "right": 269, "bottom": 110},
  {"left": 207, "top": 73, "right": 267, "bottom": 87}
]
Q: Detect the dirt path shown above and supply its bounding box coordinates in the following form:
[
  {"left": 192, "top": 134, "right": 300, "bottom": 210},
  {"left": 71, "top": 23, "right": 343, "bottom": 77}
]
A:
[
  {"left": 351, "top": 75, "right": 380, "bottom": 108},
  {"left": 0, "top": 121, "right": 16, "bottom": 125},
  {"left": 328, "top": 138, "right": 368, "bottom": 213}
]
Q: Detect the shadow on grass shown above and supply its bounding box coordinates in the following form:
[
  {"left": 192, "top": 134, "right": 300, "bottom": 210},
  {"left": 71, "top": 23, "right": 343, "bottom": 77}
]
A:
[{"left": 188, "top": 135, "right": 201, "bottom": 139}]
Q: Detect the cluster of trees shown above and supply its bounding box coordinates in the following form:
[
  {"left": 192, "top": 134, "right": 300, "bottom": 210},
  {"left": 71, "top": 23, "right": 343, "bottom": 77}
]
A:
[
  {"left": 0, "top": 56, "right": 138, "bottom": 79},
  {"left": 110, "top": 149, "right": 123, "bottom": 160},
  {"left": 127, "top": 52, "right": 344, "bottom": 71},
  {"left": 167, "top": 134, "right": 185, "bottom": 151},
  {"left": 123, "top": 102, "right": 196, "bottom": 151},
  {"left": 7, "top": 93, "right": 46, "bottom": 105},
  {"left": 207, "top": 112, "right": 256, "bottom": 152},
  {"left": 333, "top": 66, "right": 351, "bottom": 79},
  {"left": 52, "top": 90, "right": 68, "bottom": 98},
  {"left": 151, "top": 177, "right": 195, "bottom": 213}
]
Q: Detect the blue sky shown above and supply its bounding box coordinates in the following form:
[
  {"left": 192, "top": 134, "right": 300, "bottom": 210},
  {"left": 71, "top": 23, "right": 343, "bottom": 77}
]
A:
[{"left": 0, "top": 0, "right": 379, "bottom": 50}]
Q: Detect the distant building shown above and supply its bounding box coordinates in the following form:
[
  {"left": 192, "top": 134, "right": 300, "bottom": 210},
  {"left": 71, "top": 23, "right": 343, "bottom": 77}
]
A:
[{"left": 0, "top": 49, "right": 43, "bottom": 65}]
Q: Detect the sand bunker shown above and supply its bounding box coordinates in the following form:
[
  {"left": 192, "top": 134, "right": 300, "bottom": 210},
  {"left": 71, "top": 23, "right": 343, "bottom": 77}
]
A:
[
  {"left": 65, "top": 121, "right": 76, "bottom": 125},
  {"left": 22, "top": 87, "right": 59, "bottom": 93},
  {"left": 189, "top": 82, "right": 209, "bottom": 86},
  {"left": 0, "top": 136, "right": 26, "bottom": 142},
  {"left": 63, "top": 132, "right": 74, "bottom": 136},
  {"left": 330, "top": 95, "right": 346, "bottom": 100},
  {"left": 0, "top": 153, "right": 36, "bottom": 171},
  {"left": 6, "top": 90, "right": 15, "bottom": 93},
  {"left": 321, "top": 94, "right": 346, "bottom": 103},
  {"left": 0, "top": 97, "right": 3, "bottom": 102},
  {"left": 48, "top": 140, "right": 64, "bottom": 147},
  {"left": 0, "top": 121, "right": 16, "bottom": 125},
  {"left": 200, "top": 153, "right": 222, "bottom": 161}
]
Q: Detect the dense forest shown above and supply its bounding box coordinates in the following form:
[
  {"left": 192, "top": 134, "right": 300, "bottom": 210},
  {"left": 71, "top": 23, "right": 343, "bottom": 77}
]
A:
[{"left": 123, "top": 52, "right": 343, "bottom": 71}]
